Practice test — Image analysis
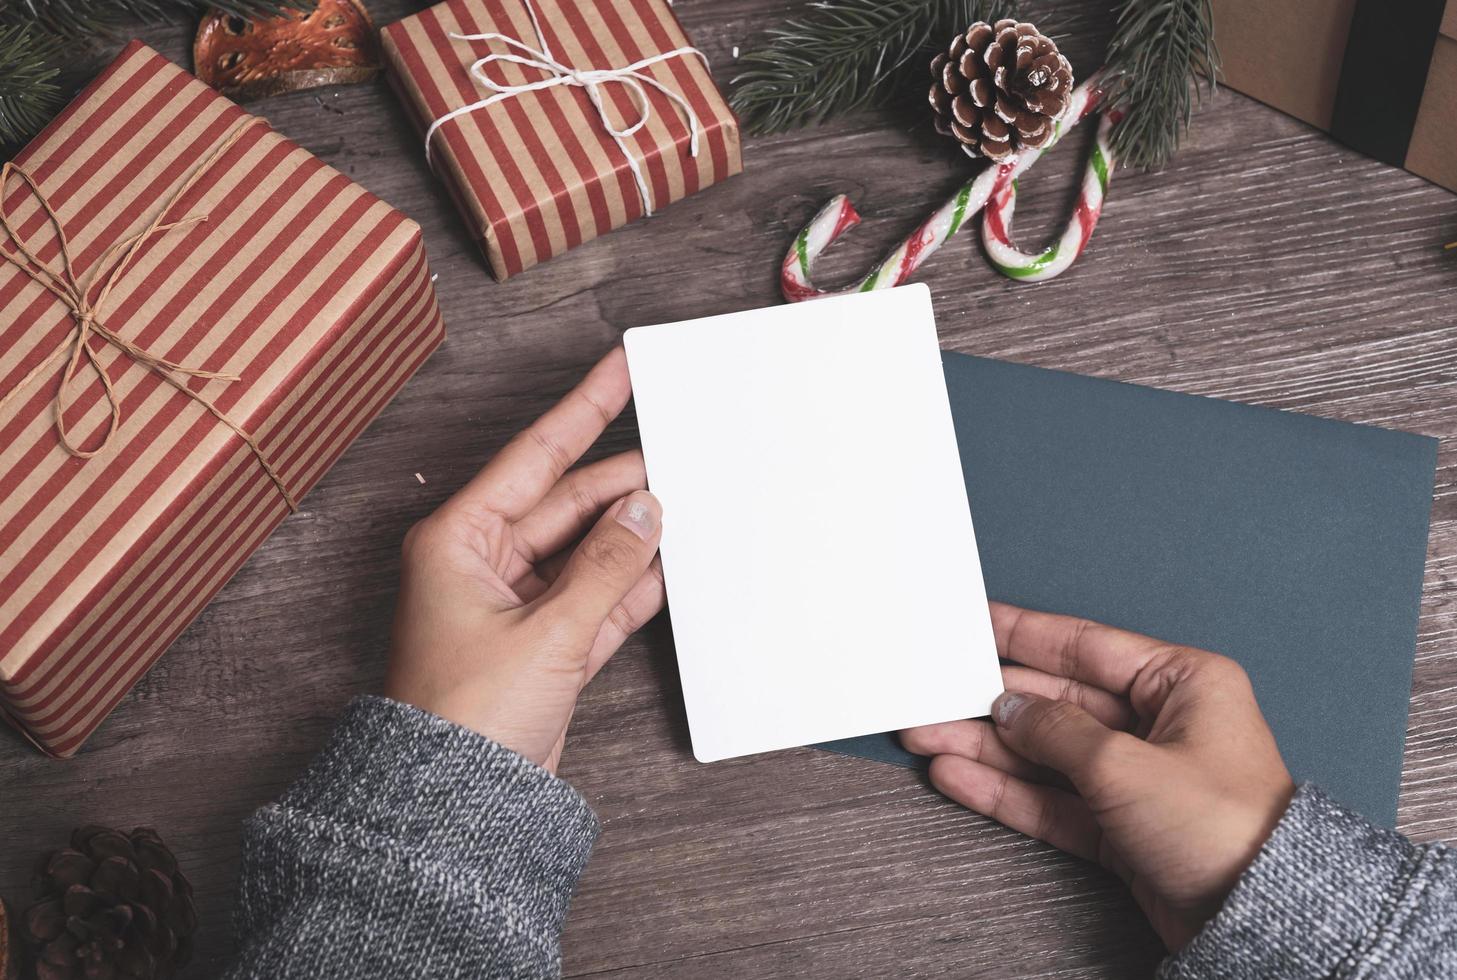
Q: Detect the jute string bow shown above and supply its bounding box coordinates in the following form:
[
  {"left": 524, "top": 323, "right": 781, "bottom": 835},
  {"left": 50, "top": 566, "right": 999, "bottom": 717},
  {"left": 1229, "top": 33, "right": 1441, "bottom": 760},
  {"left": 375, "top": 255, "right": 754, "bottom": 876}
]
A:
[
  {"left": 423, "top": 0, "right": 707, "bottom": 216},
  {"left": 0, "top": 117, "right": 298, "bottom": 511}
]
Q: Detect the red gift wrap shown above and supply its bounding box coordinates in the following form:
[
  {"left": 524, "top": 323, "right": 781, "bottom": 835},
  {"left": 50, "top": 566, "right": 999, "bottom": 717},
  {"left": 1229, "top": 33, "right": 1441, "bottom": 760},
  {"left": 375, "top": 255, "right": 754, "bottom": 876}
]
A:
[
  {"left": 0, "top": 43, "right": 446, "bottom": 756},
  {"left": 382, "top": 0, "right": 743, "bottom": 279}
]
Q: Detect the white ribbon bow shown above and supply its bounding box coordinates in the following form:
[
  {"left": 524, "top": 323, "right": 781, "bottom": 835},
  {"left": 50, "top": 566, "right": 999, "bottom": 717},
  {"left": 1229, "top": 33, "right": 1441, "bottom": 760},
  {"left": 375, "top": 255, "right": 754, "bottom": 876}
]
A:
[{"left": 424, "top": 0, "right": 709, "bottom": 217}]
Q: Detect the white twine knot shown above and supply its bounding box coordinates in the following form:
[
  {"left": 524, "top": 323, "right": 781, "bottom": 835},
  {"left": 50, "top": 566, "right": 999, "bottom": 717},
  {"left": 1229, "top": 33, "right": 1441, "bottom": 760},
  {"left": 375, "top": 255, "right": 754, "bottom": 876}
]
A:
[{"left": 423, "top": 0, "right": 708, "bottom": 217}]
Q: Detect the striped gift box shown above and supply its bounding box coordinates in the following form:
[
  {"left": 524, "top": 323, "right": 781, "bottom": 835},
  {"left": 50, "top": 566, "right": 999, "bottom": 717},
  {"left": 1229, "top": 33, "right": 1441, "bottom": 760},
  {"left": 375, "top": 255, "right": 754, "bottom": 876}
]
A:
[
  {"left": 382, "top": 0, "right": 742, "bottom": 280},
  {"left": 0, "top": 42, "right": 446, "bottom": 757}
]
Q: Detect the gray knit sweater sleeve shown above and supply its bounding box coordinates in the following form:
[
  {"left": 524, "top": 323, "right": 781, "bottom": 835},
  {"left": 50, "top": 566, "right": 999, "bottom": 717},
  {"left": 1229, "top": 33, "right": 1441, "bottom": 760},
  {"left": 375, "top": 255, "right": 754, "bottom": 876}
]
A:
[
  {"left": 226, "top": 700, "right": 1456, "bottom": 979},
  {"left": 1160, "top": 783, "right": 1457, "bottom": 979},
  {"left": 225, "top": 695, "right": 599, "bottom": 980}
]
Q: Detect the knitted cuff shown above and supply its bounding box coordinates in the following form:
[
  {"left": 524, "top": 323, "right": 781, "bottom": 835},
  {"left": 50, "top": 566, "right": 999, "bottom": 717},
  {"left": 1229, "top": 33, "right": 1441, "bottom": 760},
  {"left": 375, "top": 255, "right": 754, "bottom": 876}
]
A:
[
  {"left": 1159, "top": 783, "right": 1433, "bottom": 979},
  {"left": 267, "top": 695, "right": 600, "bottom": 937}
]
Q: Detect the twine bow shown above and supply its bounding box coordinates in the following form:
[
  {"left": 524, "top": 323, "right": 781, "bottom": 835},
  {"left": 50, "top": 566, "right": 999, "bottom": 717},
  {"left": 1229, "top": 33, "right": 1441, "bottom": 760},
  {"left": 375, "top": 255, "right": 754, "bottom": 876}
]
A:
[
  {"left": 423, "top": 0, "right": 708, "bottom": 217},
  {"left": 0, "top": 118, "right": 298, "bottom": 511}
]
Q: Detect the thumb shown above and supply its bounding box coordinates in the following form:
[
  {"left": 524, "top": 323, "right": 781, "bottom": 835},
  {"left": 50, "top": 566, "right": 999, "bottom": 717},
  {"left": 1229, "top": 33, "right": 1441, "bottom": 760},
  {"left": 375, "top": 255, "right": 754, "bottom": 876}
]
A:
[
  {"left": 991, "top": 691, "right": 1136, "bottom": 791},
  {"left": 540, "top": 490, "right": 662, "bottom": 630}
]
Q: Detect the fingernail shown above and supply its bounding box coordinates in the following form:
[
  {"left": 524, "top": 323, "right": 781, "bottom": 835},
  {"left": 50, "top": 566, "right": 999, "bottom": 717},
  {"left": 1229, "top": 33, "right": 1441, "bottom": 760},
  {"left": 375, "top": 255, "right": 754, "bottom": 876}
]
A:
[
  {"left": 993, "top": 692, "right": 1029, "bottom": 728},
  {"left": 616, "top": 491, "right": 660, "bottom": 540}
]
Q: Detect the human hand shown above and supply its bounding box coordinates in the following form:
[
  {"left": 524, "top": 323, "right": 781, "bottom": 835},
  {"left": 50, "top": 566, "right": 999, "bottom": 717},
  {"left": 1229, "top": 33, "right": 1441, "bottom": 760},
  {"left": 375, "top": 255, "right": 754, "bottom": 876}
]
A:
[
  {"left": 384, "top": 348, "right": 663, "bottom": 773},
  {"left": 900, "top": 603, "right": 1295, "bottom": 949}
]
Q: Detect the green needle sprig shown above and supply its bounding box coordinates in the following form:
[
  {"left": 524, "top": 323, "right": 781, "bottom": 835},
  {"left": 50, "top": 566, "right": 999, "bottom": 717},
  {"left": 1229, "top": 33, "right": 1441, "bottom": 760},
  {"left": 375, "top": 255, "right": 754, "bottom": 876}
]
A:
[
  {"left": 729, "top": 0, "right": 1219, "bottom": 170},
  {"left": 0, "top": 0, "right": 316, "bottom": 146},
  {"left": 1101, "top": 0, "right": 1219, "bottom": 169},
  {"left": 730, "top": 0, "right": 1018, "bottom": 136},
  {"left": 0, "top": 25, "right": 62, "bottom": 147}
]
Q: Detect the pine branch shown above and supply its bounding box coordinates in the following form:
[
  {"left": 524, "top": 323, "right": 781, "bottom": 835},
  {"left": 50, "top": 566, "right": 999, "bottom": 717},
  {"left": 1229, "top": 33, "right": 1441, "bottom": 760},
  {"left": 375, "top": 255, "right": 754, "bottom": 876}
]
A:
[
  {"left": 0, "top": 24, "right": 63, "bottom": 146},
  {"left": 0, "top": 0, "right": 316, "bottom": 145},
  {"left": 1, "top": 0, "right": 315, "bottom": 37},
  {"left": 730, "top": 0, "right": 1018, "bottom": 135},
  {"left": 1101, "top": 0, "right": 1218, "bottom": 170}
]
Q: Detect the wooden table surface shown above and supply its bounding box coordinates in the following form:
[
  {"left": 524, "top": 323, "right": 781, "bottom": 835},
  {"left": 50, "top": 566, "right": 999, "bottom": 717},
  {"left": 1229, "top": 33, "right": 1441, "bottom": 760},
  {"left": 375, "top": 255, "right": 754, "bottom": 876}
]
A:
[{"left": 4, "top": 2, "right": 1455, "bottom": 977}]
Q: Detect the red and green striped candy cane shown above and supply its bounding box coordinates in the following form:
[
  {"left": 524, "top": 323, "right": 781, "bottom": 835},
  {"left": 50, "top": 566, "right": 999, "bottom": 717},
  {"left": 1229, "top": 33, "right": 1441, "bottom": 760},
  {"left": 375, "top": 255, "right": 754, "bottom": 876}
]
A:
[
  {"left": 781, "top": 78, "right": 1115, "bottom": 302},
  {"left": 982, "top": 101, "right": 1121, "bottom": 281}
]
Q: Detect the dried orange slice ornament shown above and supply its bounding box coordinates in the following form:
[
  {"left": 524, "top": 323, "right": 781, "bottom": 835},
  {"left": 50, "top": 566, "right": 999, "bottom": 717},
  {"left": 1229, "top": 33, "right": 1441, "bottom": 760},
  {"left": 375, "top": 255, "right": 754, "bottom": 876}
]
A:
[{"left": 195, "top": 0, "right": 381, "bottom": 101}]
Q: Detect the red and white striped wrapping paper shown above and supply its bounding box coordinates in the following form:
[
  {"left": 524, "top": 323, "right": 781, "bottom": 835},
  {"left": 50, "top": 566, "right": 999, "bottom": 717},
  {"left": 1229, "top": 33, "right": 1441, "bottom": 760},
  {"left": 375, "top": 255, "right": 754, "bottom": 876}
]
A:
[
  {"left": 381, "top": 0, "right": 742, "bottom": 280},
  {"left": 0, "top": 42, "right": 446, "bottom": 757}
]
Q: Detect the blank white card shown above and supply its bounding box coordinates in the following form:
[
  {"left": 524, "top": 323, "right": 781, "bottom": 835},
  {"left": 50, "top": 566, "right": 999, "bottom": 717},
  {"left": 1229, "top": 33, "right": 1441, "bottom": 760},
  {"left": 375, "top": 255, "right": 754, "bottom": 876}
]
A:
[{"left": 624, "top": 284, "right": 1002, "bottom": 762}]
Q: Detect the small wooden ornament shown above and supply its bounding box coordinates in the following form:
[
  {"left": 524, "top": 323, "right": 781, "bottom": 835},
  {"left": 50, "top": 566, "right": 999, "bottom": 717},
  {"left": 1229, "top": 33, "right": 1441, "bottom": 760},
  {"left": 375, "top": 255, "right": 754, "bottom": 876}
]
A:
[{"left": 195, "top": 0, "right": 381, "bottom": 101}]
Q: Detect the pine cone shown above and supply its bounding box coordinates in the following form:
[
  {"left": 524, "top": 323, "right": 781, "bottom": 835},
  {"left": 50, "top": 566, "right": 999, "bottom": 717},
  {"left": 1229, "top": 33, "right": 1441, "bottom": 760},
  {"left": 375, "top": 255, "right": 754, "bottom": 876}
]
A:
[
  {"left": 19, "top": 827, "right": 196, "bottom": 980},
  {"left": 929, "top": 20, "right": 1074, "bottom": 162}
]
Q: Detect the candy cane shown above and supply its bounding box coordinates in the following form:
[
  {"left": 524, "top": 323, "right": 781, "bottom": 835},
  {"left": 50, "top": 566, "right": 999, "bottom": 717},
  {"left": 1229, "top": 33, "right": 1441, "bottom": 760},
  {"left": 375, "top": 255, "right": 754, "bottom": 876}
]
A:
[
  {"left": 781, "top": 78, "right": 1112, "bottom": 302},
  {"left": 981, "top": 107, "right": 1119, "bottom": 281}
]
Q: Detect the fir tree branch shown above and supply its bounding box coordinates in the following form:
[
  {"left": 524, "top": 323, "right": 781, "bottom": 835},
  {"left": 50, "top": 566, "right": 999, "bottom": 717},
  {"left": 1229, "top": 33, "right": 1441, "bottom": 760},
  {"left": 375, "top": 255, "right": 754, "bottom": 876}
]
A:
[
  {"left": 0, "top": 24, "right": 63, "bottom": 146},
  {"left": 0, "top": 0, "right": 317, "bottom": 145},
  {"left": 730, "top": 0, "right": 1018, "bottom": 135},
  {"left": 1101, "top": 0, "right": 1218, "bottom": 170},
  {"left": 1, "top": 0, "right": 315, "bottom": 37}
]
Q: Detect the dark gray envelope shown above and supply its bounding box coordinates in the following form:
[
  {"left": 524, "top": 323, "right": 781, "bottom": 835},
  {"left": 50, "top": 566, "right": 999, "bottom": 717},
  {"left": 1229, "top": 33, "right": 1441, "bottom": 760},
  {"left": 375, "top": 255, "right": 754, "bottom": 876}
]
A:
[{"left": 816, "top": 352, "right": 1437, "bottom": 828}]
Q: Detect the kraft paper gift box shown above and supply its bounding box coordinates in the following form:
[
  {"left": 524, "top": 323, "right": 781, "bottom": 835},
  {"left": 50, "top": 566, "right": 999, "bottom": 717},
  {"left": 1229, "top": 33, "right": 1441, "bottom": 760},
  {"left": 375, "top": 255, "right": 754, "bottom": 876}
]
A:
[
  {"left": 0, "top": 42, "right": 446, "bottom": 757},
  {"left": 381, "top": 0, "right": 743, "bottom": 280},
  {"left": 1212, "top": 0, "right": 1457, "bottom": 193}
]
